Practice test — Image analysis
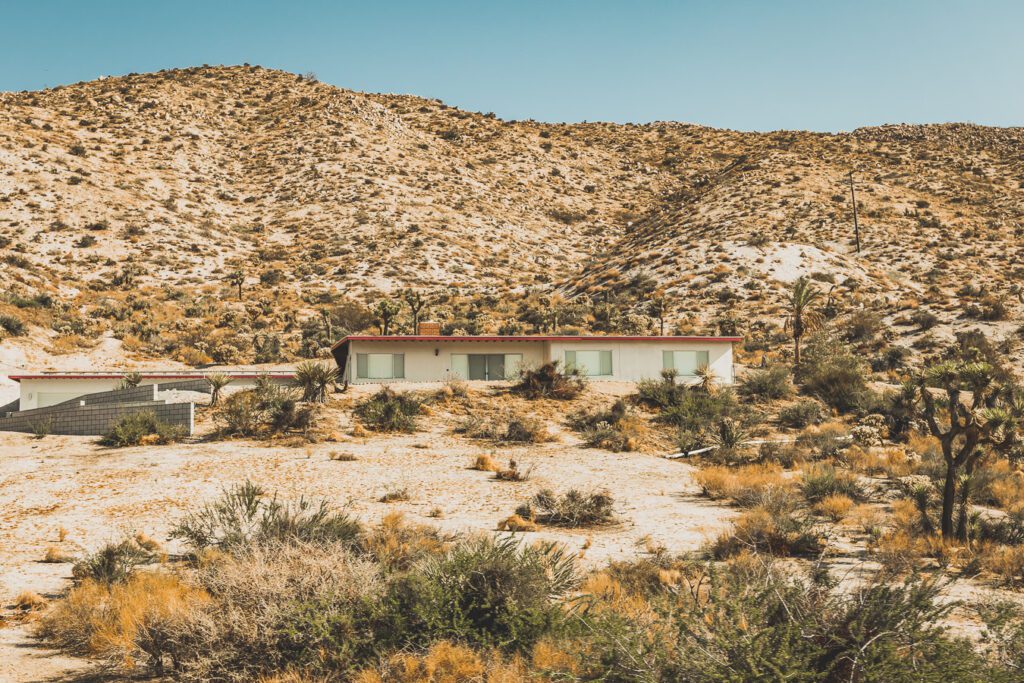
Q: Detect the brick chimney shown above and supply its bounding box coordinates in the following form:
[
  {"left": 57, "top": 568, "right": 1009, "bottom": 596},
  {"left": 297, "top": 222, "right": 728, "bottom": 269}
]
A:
[{"left": 417, "top": 320, "right": 441, "bottom": 335}]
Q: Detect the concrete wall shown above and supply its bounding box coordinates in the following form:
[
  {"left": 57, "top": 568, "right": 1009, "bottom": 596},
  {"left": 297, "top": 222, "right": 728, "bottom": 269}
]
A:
[
  {"left": 0, "top": 401, "right": 193, "bottom": 436},
  {"left": 50, "top": 384, "right": 158, "bottom": 409},
  {"left": 17, "top": 375, "right": 293, "bottom": 410},
  {"left": 345, "top": 339, "right": 734, "bottom": 385}
]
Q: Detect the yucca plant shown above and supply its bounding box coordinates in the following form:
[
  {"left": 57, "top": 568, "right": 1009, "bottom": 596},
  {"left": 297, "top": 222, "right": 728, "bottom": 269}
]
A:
[
  {"left": 293, "top": 361, "right": 339, "bottom": 403},
  {"left": 206, "top": 373, "right": 232, "bottom": 406},
  {"left": 118, "top": 371, "right": 142, "bottom": 389}
]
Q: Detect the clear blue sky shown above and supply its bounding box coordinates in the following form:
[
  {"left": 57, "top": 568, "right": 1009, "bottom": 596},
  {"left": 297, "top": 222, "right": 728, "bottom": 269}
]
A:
[{"left": 3, "top": 0, "right": 1022, "bottom": 131}]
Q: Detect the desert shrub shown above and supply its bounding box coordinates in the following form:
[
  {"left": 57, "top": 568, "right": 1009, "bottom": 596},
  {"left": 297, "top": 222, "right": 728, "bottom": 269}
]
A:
[
  {"left": 458, "top": 411, "right": 550, "bottom": 443},
  {"left": 515, "top": 489, "right": 614, "bottom": 527},
  {"left": 779, "top": 398, "right": 824, "bottom": 428},
  {"left": 386, "top": 535, "right": 577, "bottom": 651},
  {"left": 710, "top": 507, "right": 823, "bottom": 559},
  {"left": 180, "top": 541, "right": 383, "bottom": 678},
  {"left": 36, "top": 572, "right": 209, "bottom": 673},
  {"left": 801, "top": 463, "right": 865, "bottom": 503},
  {"left": 216, "top": 379, "right": 313, "bottom": 436},
  {"left": 354, "top": 387, "right": 423, "bottom": 432},
  {"left": 511, "top": 362, "right": 584, "bottom": 400},
  {"left": 72, "top": 539, "right": 150, "bottom": 584},
  {"left": 571, "top": 399, "right": 644, "bottom": 451},
  {"left": 170, "top": 481, "right": 361, "bottom": 552},
  {"left": 797, "top": 336, "right": 871, "bottom": 413},
  {"left": 795, "top": 422, "right": 849, "bottom": 458},
  {"left": 100, "top": 411, "right": 185, "bottom": 447},
  {"left": 739, "top": 365, "right": 794, "bottom": 402},
  {"left": 0, "top": 313, "right": 26, "bottom": 336}
]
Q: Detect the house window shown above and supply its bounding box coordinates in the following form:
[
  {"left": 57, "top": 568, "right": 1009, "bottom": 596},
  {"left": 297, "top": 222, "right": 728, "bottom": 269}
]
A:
[
  {"left": 356, "top": 353, "right": 405, "bottom": 379},
  {"left": 663, "top": 350, "right": 709, "bottom": 376},
  {"left": 451, "top": 354, "right": 522, "bottom": 380},
  {"left": 565, "top": 350, "right": 612, "bottom": 376}
]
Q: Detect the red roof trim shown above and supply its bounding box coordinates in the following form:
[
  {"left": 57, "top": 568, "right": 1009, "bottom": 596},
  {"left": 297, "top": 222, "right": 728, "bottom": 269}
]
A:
[
  {"left": 8, "top": 373, "right": 295, "bottom": 382},
  {"left": 331, "top": 335, "right": 742, "bottom": 350}
]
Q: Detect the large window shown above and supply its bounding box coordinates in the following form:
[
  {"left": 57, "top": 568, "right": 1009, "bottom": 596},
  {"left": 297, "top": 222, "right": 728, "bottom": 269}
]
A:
[
  {"left": 663, "top": 350, "right": 709, "bottom": 376},
  {"left": 565, "top": 350, "right": 612, "bottom": 377},
  {"left": 356, "top": 353, "right": 405, "bottom": 380},
  {"left": 451, "top": 354, "right": 522, "bottom": 380}
]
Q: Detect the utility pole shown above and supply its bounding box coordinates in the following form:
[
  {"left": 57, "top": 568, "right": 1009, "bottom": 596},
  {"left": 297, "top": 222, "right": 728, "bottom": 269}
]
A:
[{"left": 849, "top": 171, "right": 861, "bottom": 253}]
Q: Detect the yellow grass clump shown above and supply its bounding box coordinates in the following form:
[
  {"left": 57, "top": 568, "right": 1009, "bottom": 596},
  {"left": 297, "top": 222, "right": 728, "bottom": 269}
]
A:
[
  {"left": 15, "top": 590, "right": 48, "bottom": 611},
  {"left": 497, "top": 514, "right": 539, "bottom": 532},
  {"left": 356, "top": 640, "right": 525, "bottom": 683},
  {"left": 471, "top": 454, "right": 501, "bottom": 472},
  {"left": 37, "top": 572, "right": 209, "bottom": 669},
  {"left": 43, "top": 545, "right": 75, "bottom": 563},
  {"left": 693, "top": 464, "right": 791, "bottom": 506},
  {"left": 814, "top": 494, "right": 854, "bottom": 521}
]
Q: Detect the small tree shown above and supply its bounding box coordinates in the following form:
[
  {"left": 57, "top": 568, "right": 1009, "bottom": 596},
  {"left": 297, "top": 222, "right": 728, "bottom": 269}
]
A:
[
  {"left": 402, "top": 289, "right": 429, "bottom": 333},
  {"left": 648, "top": 290, "right": 671, "bottom": 336},
  {"left": 227, "top": 269, "right": 245, "bottom": 300},
  {"left": 917, "top": 360, "right": 1022, "bottom": 539},
  {"left": 206, "top": 373, "right": 232, "bottom": 407},
  {"left": 785, "top": 276, "right": 823, "bottom": 367},
  {"left": 374, "top": 299, "right": 402, "bottom": 335}
]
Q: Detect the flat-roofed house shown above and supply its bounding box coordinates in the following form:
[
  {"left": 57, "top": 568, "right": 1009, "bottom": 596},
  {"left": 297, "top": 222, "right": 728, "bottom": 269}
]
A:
[{"left": 330, "top": 335, "right": 741, "bottom": 385}]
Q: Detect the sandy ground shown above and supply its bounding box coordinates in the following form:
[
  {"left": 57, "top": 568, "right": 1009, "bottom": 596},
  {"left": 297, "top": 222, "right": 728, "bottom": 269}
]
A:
[{"left": 0, "top": 384, "right": 735, "bottom": 681}]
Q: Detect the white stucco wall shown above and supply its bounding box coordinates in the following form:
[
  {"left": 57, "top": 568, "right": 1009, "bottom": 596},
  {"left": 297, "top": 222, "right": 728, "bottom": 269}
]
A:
[
  {"left": 345, "top": 339, "right": 735, "bottom": 385},
  {"left": 546, "top": 339, "right": 734, "bottom": 384},
  {"left": 346, "top": 340, "right": 548, "bottom": 384}
]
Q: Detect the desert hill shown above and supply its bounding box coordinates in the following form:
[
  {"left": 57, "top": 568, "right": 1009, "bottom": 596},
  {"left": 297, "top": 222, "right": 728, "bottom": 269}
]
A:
[{"left": 1, "top": 65, "right": 1022, "bottom": 370}]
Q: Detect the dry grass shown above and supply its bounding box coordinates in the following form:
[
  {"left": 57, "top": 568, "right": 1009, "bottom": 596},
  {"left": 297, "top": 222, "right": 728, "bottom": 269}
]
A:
[
  {"left": 497, "top": 514, "right": 539, "bottom": 532},
  {"left": 361, "top": 512, "right": 450, "bottom": 570},
  {"left": 814, "top": 494, "right": 854, "bottom": 522},
  {"left": 37, "top": 572, "right": 209, "bottom": 669},
  {"left": 693, "top": 464, "right": 794, "bottom": 508},
  {"left": 43, "top": 545, "right": 75, "bottom": 563},
  {"left": 14, "top": 590, "right": 48, "bottom": 611},
  {"left": 471, "top": 454, "right": 501, "bottom": 472}
]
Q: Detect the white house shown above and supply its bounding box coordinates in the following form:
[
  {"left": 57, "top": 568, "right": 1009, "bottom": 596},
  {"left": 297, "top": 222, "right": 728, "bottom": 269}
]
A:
[
  {"left": 7, "top": 371, "right": 295, "bottom": 411},
  {"left": 330, "top": 335, "right": 741, "bottom": 385}
]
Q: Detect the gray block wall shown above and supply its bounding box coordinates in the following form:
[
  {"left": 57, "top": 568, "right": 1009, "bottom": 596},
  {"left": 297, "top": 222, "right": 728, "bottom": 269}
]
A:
[
  {"left": 50, "top": 384, "right": 158, "bottom": 409},
  {"left": 156, "top": 378, "right": 212, "bottom": 393},
  {"left": 0, "top": 401, "right": 193, "bottom": 437},
  {"left": 0, "top": 398, "right": 19, "bottom": 415}
]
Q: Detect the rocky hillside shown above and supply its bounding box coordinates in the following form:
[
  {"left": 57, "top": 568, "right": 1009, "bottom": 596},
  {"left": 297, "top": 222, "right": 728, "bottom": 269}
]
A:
[{"left": 1, "top": 65, "right": 1022, "bottom": 368}]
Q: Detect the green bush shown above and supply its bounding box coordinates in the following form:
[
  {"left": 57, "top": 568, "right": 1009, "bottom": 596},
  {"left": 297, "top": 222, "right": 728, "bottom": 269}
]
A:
[
  {"left": 72, "top": 539, "right": 149, "bottom": 584},
  {"left": 511, "top": 362, "right": 585, "bottom": 400},
  {"left": 0, "top": 313, "right": 26, "bottom": 336},
  {"left": 797, "top": 336, "right": 871, "bottom": 413},
  {"left": 388, "top": 536, "right": 577, "bottom": 651},
  {"left": 353, "top": 387, "right": 423, "bottom": 432},
  {"left": 779, "top": 398, "right": 824, "bottom": 428},
  {"left": 216, "top": 378, "right": 313, "bottom": 436},
  {"left": 739, "top": 365, "right": 794, "bottom": 402},
  {"left": 100, "top": 411, "right": 185, "bottom": 447},
  {"left": 801, "top": 463, "right": 865, "bottom": 503},
  {"left": 170, "top": 481, "right": 361, "bottom": 551},
  {"left": 292, "top": 361, "right": 338, "bottom": 403},
  {"left": 516, "top": 488, "right": 615, "bottom": 527}
]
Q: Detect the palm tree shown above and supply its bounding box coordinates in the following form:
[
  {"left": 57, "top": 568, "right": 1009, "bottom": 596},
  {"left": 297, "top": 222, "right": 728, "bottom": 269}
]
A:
[
  {"left": 785, "top": 276, "right": 823, "bottom": 367},
  {"left": 206, "top": 373, "right": 232, "bottom": 406},
  {"left": 293, "top": 361, "right": 339, "bottom": 403}
]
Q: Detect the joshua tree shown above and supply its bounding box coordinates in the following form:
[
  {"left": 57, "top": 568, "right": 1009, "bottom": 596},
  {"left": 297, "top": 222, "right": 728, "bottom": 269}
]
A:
[
  {"left": 647, "top": 290, "right": 671, "bottom": 336},
  {"left": 916, "top": 360, "right": 1022, "bottom": 539},
  {"left": 227, "top": 269, "right": 245, "bottom": 300},
  {"left": 205, "top": 373, "right": 232, "bottom": 407},
  {"left": 293, "top": 361, "right": 339, "bottom": 403},
  {"left": 374, "top": 299, "right": 402, "bottom": 335},
  {"left": 402, "top": 289, "right": 429, "bottom": 333},
  {"left": 785, "top": 276, "right": 823, "bottom": 367}
]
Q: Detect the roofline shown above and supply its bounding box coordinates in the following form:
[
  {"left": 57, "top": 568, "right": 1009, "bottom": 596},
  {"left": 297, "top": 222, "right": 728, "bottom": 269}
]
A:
[
  {"left": 8, "top": 372, "right": 296, "bottom": 382},
  {"left": 330, "top": 334, "right": 743, "bottom": 351}
]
